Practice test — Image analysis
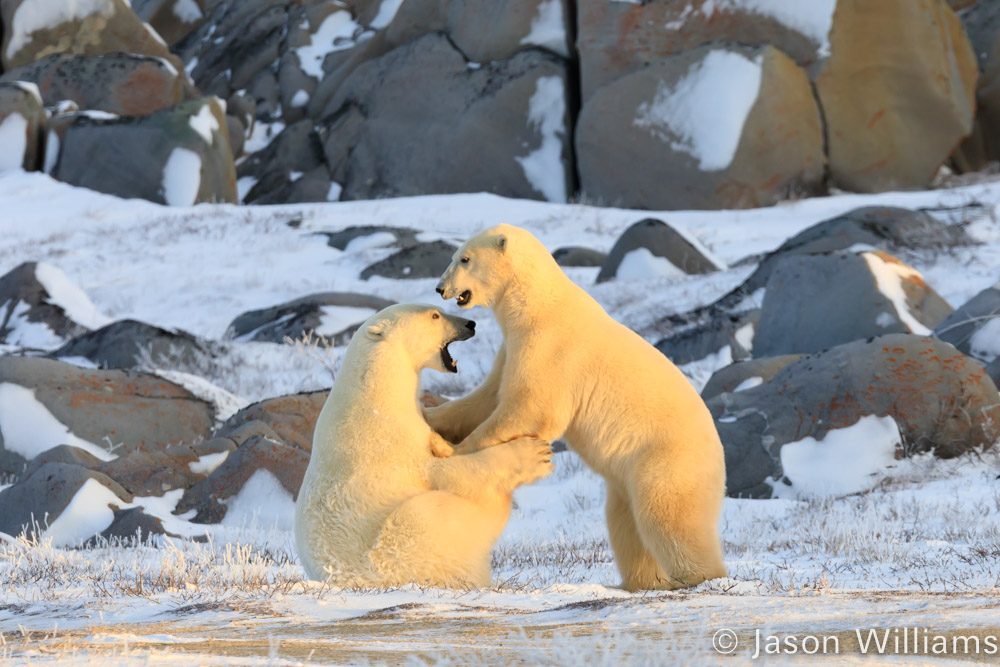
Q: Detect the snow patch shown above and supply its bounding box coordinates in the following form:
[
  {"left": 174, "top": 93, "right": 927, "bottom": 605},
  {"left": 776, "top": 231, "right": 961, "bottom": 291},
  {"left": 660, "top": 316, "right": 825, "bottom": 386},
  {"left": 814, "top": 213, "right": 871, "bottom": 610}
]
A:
[
  {"left": 43, "top": 128, "right": 60, "bottom": 174},
  {"left": 161, "top": 147, "right": 201, "bottom": 206},
  {"left": 243, "top": 121, "right": 285, "bottom": 154},
  {"left": 188, "top": 104, "right": 219, "bottom": 145},
  {"left": 6, "top": 0, "right": 116, "bottom": 61},
  {"left": 188, "top": 450, "right": 230, "bottom": 476},
  {"left": 634, "top": 50, "right": 762, "bottom": 171},
  {"left": 862, "top": 252, "right": 931, "bottom": 336},
  {"left": 43, "top": 478, "right": 122, "bottom": 547},
  {"left": 516, "top": 76, "right": 567, "bottom": 203},
  {"left": 327, "top": 181, "right": 343, "bottom": 201},
  {"left": 520, "top": 0, "right": 568, "bottom": 58},
  {"left": 344, "top": 231, "right": 396, "bottom": 252},
  {"left": 35, "top": 262, "right": 111, "bottom": 329},
  {"left": 875, "top": 311, "right": 895, "bottom": 328},
  {"left": 615, "top": 248, "right": 686, "bottom": 280},
  {"left": 222, "top": 469, "right": 295, "bottom": 531},
  {"left": 771, "top": 415, "right": 901, "bottom": 499},
  {"left": 733, "top": 376, "right": 763, "bottom": 392},
  {"left": 152, "top": 369, "right": 246, "bottom": 423},
  {"left": 733, "top": 321, "right": 754, "bottom": 352},
  {"left": 290, "top": 89, "right": 310, "bottom": 108},
  {"left": 13, "top": 81, "right": 43, "bottom": 106},
  {"left": 237, "top": 176, "right": 257, "bottom": 203},
  {"left": 1, "top": 300, "right": 62, "bottom": 348},
  {"left": 970, "top": 318, "right": 1000, "bottom": 362},
  {"left": 173, "top": 0, "right": 203, "bottom": 23},
  {"left": 296, "top": 11, "right": 360, "bottom": 79},
  {"left": 369, "top": 0, "right": 405, "bottom": 30},
  {"left": 317, "top": 306, "right": 378, "bottom": 336},
  {"left": 0, "top": 113, "right": 28, "bottom": 172},
  {"left": 0, "top": 382, "right": 115, "bottom": 462}
]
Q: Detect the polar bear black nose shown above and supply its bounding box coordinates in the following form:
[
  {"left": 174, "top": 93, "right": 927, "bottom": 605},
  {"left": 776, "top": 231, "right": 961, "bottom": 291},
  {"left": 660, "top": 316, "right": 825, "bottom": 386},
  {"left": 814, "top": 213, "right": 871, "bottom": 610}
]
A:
[
  {"left": 466, "top": 320, "right": 476, "bottom": 331},
  {"left": 435, "top": 286, "right": 444, "bottom": 295}
]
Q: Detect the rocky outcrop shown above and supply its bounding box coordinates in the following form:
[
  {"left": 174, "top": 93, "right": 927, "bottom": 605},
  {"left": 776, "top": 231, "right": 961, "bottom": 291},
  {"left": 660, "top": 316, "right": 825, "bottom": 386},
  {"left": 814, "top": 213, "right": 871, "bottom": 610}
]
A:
[
  {"left": 577, "top": 44, "right": 824, "bottom": 210},
  {"left": 815, "top": 0, "right": 978, "bottom": 192},
  {"left": 51, "top": 319, "right": 217, "bottom": 371}
]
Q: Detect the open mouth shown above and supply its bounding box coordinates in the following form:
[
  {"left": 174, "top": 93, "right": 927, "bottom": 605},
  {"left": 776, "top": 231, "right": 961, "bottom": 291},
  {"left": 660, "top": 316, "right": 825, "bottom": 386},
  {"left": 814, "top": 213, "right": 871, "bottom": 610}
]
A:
[
  {"left": 440, "top": 341, "right": 458, "bottom": 372},
  {"left": 456, "top": 290, "right": 472, "bottom": 306}
]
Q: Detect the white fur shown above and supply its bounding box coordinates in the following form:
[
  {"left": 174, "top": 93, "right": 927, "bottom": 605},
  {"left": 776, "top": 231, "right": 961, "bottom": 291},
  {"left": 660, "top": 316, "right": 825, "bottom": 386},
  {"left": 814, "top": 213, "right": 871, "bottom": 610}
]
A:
[
  {"left": 429, "top": 226, "right": 727, "bottom": 591},
  {"left": 294, "top": 303, "right": 552, "bottom": 588}
]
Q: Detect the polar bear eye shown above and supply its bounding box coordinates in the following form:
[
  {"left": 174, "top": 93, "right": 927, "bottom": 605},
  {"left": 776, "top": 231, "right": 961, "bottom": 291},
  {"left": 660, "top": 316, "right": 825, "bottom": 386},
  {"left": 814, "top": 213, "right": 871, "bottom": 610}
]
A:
[
  {"left": 460, "top": 256, "right": 470, "bottom": 264},
  {"left": 432, "top": 312, "right": 440, "bottom": 319}
]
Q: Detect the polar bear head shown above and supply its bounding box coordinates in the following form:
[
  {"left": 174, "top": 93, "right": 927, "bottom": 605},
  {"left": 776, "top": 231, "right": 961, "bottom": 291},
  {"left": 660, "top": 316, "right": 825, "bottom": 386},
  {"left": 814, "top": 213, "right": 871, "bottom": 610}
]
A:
[
  {"left": 362, "top": 303, "right": 476, "bottom": 373},
  {"left": 436, "top": 224, "right": 548, "bottom": 309}
]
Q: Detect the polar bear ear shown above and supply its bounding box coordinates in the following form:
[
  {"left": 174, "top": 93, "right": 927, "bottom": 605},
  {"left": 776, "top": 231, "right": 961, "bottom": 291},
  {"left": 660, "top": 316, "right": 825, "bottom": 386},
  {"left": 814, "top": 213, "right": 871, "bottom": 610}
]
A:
[
  {"left": 495, "top": 234, "right": 507, "bottom": 252},
  {"left": 365, "top": 320, "right": 389, "bottom": 340}
]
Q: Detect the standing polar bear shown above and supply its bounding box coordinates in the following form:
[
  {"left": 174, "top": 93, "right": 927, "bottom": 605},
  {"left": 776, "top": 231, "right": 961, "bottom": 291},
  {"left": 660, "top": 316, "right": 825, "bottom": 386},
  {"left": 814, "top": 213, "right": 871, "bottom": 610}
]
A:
[
  {"left": 428, "top": 224, "right": 726, "bottom": 591},
  {"left": 295, "top": 303, "right": 552, "bottom": 588}
]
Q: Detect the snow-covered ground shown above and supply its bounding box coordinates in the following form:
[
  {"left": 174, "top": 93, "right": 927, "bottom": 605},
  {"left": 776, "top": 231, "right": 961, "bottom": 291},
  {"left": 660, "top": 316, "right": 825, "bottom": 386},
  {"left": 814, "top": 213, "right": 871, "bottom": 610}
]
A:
[{"left": 3, "top": 170, "right": 1000, "bottom": 664}]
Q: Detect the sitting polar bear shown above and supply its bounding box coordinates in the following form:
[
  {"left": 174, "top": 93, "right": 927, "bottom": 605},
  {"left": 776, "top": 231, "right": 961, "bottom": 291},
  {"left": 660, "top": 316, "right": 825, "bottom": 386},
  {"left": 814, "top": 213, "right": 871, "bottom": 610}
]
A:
[
  {"left": 428, "top": 224, "right": 726, "bottom": 591},
  {"left": 294, "top": 303, "right": 552, "bottom": 588}
]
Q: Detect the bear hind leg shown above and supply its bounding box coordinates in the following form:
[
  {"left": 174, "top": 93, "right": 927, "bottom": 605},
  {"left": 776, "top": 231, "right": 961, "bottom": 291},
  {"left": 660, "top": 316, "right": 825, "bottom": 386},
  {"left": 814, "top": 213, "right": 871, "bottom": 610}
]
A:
[{"left": 606, "top": 483, "right": 668, "bottom": 592}]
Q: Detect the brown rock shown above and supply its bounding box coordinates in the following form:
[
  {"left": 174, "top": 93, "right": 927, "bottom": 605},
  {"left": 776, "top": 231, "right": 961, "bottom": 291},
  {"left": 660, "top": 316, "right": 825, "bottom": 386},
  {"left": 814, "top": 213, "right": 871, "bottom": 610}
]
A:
[
  {"left": 577, "top": 44, "right": 824, "bottom": 210},
  {"left": 216, "top": 390, "right": 329, "bottom": 453},
  {"left": 1, "top": 53, "right": 190, "bottom": 116},
  {"left": 1, "top": 0, "right": 183, "bottom": 72},
  {"left": 815, "top": 0, "right": 978, "bottom": 192}
]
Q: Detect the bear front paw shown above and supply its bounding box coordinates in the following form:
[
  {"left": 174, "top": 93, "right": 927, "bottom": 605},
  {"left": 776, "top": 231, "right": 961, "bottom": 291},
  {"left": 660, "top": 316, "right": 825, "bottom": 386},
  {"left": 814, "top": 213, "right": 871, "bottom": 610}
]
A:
[
  {"left": 430, "top": 432, "right": 455, "bottom": 458},
  {"left": 510, "top": 437, "right": 554, "bottom": 486}
]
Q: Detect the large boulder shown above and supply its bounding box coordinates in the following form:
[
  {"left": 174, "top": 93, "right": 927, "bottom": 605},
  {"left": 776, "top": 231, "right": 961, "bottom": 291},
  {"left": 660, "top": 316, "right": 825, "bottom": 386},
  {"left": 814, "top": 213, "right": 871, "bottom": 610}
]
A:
[
  {"left": 0, "top": 357, "right": 215, "bottom": 476},
  {"left": 712, "top": 334, "right": 1000, "bottom": 497},
  {"left": 226, "top": 292, "right": 393, "bottom": 344},
  {"left": 1, "top": 53, "right": 193, "bottom": 116},
  {"left": 52, "top": 97, "right": 238, "bottom": 206},
  {"left": 597, "top": 218, "right": 723, "bottom": 282},
  {"left": 0, "top": 261, "right": 109, "bottom": 348},
  {"left": 934, "top": 282, "right": 1000, "bottom": 362},
  {"left": 216, "top": 391, "right": 328, "bottom": 453},
  {"left": 814, "top": 0, "right": 978, "bottom": 192},
  {"left": 319, "top": 33, "right": 573, "bottom": 202},
  {"left": 175, "top": 435, "right": 309, "bottom": 523},
  {"left": 1, "top": 0, "right": 182, "bottom": 71},
  {"left": 0, "top": 80, "right": 44, "bottom": 172},
  {"left": 51, "top": 319, "right": 217, "bottom": 371},
  {"left": 576, "top": 0, "right": 830, "bottom": 102},
  {"left": 753, "top": 251, "right": 952, "bottom": 357},
  {"left": 576, "top": 44, "right": 824, "bottom": 210},
  {"left": 707, "top": 206, "right": 971, "bottom": 314},
  {"left": 655, "top": 310, "right": 758, "bottom": 366},
  {"left": 0, "top": 462, "right": 132, "bottom": 540},
  {"left": 359, "top": 240, "right": 458, "bottom": 280}
]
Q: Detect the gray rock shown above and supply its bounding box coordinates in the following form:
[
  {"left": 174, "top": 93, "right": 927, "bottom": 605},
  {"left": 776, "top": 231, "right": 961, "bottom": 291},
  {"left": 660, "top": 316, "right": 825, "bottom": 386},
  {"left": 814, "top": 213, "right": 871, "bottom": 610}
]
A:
[
  {"left": 711, "top": 207, "right": 972, "bottom": 313},
  {"left": 226, "top": 292, "right": 394, "bottom": 344},
  {"left": 577, "top": 44, "right": 824, "bottom": 210},
  {"left": 217, "top": 391, "right": 329, "bottom": 453},
  {"left": 94, "top": 507, "right": 168, "bottom": 543},
  {"left": 934, "top": 282, "right": 1000, "bottom": 361},
  {"left": 0, "top": 82, "right": 45, "bottom": 172},
  {"left": 226, "top": 115, "right": 245, "bottom": 158},
  {"left": 754, "top": 251, "right": 952, "bottom": 357},
  {"left": 22, "top": 444, "right": 103, "bottom": 480},
  {"left": 655, "top": 310, "right": 758, "bottom": 366},
  {"left": 712, "top": 334, "right": 1000, "bottom": 497},
  {"left": 959, "top": 0, "right": 1000, "bottom": 68},
  {"left": 0, "top": 357, "right": 215, "bottom": 476},
  {"left": 1, "top": 53, "right": 193, "bottom": 117},
  {"left": 176, "top": 434, "right": 309, "bottom": 523},
  {"left": 132, "top": 0, "right": 207, "bottom": 46},
  {"left": 53, "top": 97, "right": 237, "bottom": 206},
  {"left": 701, "top": 355, "right": 804, "bottom": 402},
  {"left": 0, "top": 462, "right": 131, "bottom": 540},
  {"left": 237, "top": 119, "right": 328, "bottom": 204},
  {"left": 51, "top": 319, "right": 216, "bottom": 371},
  {"left": 359, "top": 240, "right": 458, "bottom": 280},
  {"left": 0, "top": 262, "right": 91, "bottom": 347},
  {"left": 320, "top": 33, "right": 572, "bottom": 202},
  {"left": 320, "top": 226, "right": 419, "bottom": 251},
  {"left": 597, "top": 218, "right": 721, "bottom": 282},
  {"left": 552, "top": 247, "right": 607, "bottom": 268}
]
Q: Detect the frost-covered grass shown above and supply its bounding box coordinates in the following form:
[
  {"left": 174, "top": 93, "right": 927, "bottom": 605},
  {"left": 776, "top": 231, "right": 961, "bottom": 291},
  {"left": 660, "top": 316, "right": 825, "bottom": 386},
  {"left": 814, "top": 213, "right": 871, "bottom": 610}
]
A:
[{"left": 3, "top": 171, "right": 1000, "bottom": 662}]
